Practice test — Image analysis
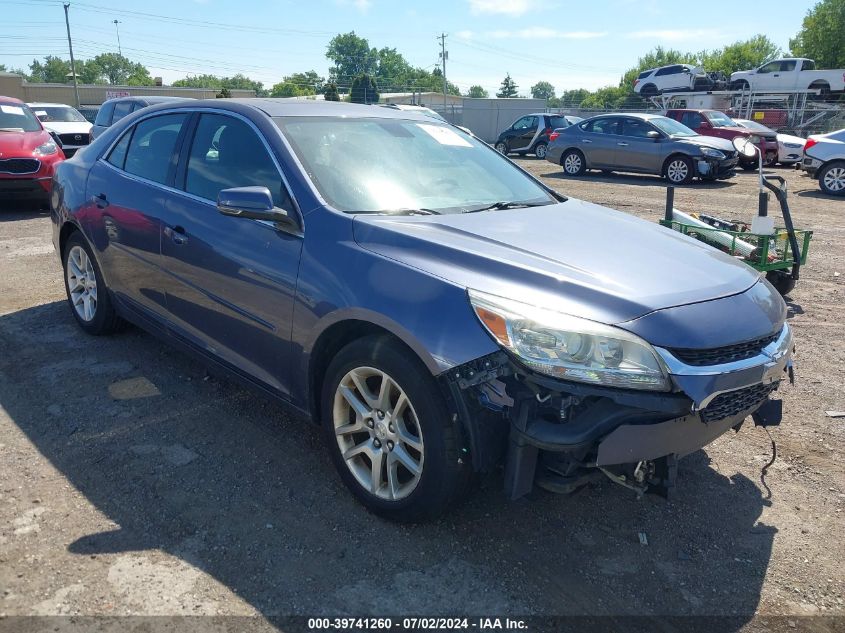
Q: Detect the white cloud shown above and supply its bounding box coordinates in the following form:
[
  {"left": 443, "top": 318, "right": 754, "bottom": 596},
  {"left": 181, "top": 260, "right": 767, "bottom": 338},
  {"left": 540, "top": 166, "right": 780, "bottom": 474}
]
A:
[
  {"left": 335, "top": 0, "right": 372, "bottom": 12},
  {"left": 468, "top": 0, "right": 536, "bottom": 16},
  {"left": 486, "top": 28, "right": 607, "bottom": 40},
  {"left": 456, "top": 30, "right": 475, "bottom": 40},
  {"left": 628, "top": 29, "right": 723, "bottom": 41}
]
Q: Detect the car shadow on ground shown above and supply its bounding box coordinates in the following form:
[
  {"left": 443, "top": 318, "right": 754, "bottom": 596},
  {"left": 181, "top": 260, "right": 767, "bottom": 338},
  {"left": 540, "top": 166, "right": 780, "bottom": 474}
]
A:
[
  {"left": 538, "top": 170, "right": 738, "bottom": 190},
  {"left": 0, "top": 301, "right": 776, "bottom": 625},
  {"left": 0, "top": 200, "right": 50, "bottom": 220}
]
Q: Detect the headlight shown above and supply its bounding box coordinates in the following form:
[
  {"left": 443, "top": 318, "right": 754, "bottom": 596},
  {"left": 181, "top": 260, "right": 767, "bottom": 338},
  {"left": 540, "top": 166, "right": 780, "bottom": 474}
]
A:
[
  {"left": 701, "top": 148, "right": 726, "bottom": 159},
  {"left": 33, "top": 140, "right": 58, "bottom": 156},
  {"left": 468, "top": 289, "right": 670, "bottom": 391},
  {"left": 747, "top": 135, "right": 761, "bottom": 145}
]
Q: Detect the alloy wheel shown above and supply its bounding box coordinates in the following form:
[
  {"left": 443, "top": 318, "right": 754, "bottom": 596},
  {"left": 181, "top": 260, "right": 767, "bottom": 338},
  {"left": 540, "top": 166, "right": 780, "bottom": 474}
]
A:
[
  {"left": 535, "top": 144, "right": 547, "bottom": 159},
  {"left": 564, "top": 153, "right": 582, "bottom": 174},
  {"left": 822, "top": 166, "right": 845, "bottom": 193},
  {"left": 495, "top": 142, "right": 507, "bottom": 154},
  {"left": 667, "top": 159, "right": 689, "bottom": 183},
  {"left": 66, "top": 245, "right": 98, "bottom": 322},
  {"left": 332, "top": 366, "right": 424, "bottom": 500}
]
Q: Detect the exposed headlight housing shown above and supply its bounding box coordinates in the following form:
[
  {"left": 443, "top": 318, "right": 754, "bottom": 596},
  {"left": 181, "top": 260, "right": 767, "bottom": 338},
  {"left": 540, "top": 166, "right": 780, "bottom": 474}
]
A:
[
  {"left": 747, "top": 135, "right": 761, "bottom": 145},
  {"left": 701, "top": 147, "right": 726, "bottom": 159},
  {"left": 33, "top": 140, "right": 58, "bottom": 156},
  {"left": 468, "top": 289, "right": 670, "bottom": 391}
]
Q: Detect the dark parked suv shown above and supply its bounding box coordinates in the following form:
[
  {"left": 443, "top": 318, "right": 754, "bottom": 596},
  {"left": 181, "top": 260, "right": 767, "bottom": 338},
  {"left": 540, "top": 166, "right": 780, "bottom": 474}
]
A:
[
  {"left": 51, "top": 99, "right": 793, "bottom": 520},
  {"left": 90, "top": 96, "right": 192, "bottom": 140},
  {"left": 494, "top": 113, "right": 575, "bottom": 159}
]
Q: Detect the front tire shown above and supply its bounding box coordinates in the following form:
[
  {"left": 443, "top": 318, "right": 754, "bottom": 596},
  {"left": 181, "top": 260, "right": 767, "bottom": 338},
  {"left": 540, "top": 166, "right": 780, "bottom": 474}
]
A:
[
  {"left": 62, "top": 231, "right": 122, "bottom": 335},
  {"left": 664, "top": 155, "right": 694, "bottom": 184},
  {"left": 494, "top": 141, "right": 508, "bottom": 155},
  {"left": 819, "top": 161, "right": 845, "bottom": 196},
  {"left": 561, "top": 149, "right": 586, "bottom": 176},
  {"left": 321, "top": 335, "right": 472, "bottom": 521}
]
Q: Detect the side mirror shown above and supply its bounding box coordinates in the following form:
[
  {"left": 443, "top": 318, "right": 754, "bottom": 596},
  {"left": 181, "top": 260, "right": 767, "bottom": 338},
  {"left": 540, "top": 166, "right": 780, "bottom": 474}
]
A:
[
  {"left": 732, "top": 136, "right": 758, "bottom": 158},
  {"left": 49, "top": 131, "right": 63, "bottom": 148},
  {"left": 647, "top": 130, "right": 661, "bottom": 140},
  {"left": 217, "top": 186, "right": 298, "bottom": 231}
]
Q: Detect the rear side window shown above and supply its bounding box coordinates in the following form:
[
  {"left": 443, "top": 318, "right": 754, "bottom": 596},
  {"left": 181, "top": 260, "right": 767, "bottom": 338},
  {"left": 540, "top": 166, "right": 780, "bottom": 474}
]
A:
[
  {"left": 94, "top": 101, "right": 114, "bottom": 127},
  {"left": 780, "top": 60, "right": 797, "bottom": 71},
  {"left": 184, "top": 113, "right": 290, "bottom": 210},
  {"left": 638, "top": 70, "right": 653, "bottom": 79},
  {"left": 111, "top": 101, "right": 134, "bottom": 124},
  {"left": 656, "top": 65, "right": 681, "bottom": 76},
  {"left": 803, "top": 60, "right": 815, "bottom": 70},
  {"left": 583, "top": 118, "right": 619, "bottom": 134},
  {"left": 123, "top": 113, "right": 187, "bottom": 185}
]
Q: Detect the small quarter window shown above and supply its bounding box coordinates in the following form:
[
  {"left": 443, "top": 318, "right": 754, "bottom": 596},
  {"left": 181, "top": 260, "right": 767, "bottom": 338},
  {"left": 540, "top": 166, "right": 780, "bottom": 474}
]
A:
[{"left": 106, "top": 130, "right": 132, "bottom": 170}]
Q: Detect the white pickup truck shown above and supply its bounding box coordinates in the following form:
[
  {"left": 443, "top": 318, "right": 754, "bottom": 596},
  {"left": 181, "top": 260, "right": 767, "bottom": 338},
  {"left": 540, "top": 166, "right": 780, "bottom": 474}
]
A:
[{"left": 730, "top": 58, "right": 845, "bottom": 95}]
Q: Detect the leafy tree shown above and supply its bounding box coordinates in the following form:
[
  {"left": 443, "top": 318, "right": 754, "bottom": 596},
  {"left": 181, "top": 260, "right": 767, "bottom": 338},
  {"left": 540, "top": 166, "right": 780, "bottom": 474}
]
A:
[
  {"left": 466, "top": 85, "right": 488, "bottom": 98},
  {"left": 216, "top": 87, "right": 232, "bottom": 98},
  {"left": 559, "top": 88, "right": 590, "bottom": 106},
  {"left": 496, "top": 73, "right": 518, "bottom": 98},
  {"left": 790, "top": 0, "right": 845, "bottom": 69},
  {"left": 172, "top": 74, "right": 223, "bottom": 89},
  {"left": 270, "top": 80, "right": 309, "bottom": 97},
  {"left": 701, "top": 35, "right": 781, "bottom": 76},
  {"left": 375, "top": 47, "right": 413, "bottom": 92},
  {"left": 285, "top": 70, "right": 324, "bottom": 94},
  {"left": 350, "top": 74, "right": 379, "bottom": 103},
  {"left": 77, "top": 59, "right": 105, "bottom": 84},
  {"left": 28, "top": 56, "right": 71, "bottom": 83},
  {"left": 172, "top": 73, "right": 266, "bottom": 96},
  {"left": 530, "top": 80, "right": 556, "bottom": 101},
  {"left": 92, "top": 53, "right": 143, "bottom": 84},
  {"left": 580, "top": 85, "right": 632, "bottom": 109},
  {"left": 324, "top": 82, "right": 341, "bottom": 101},
  {"left": 327, "top": 32, "right": 378, "bottom": 84}
]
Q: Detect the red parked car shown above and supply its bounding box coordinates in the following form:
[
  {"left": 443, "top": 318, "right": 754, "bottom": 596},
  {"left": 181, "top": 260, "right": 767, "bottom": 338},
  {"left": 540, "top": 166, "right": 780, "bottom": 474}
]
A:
[
  {"left": 665, "top": 109, "right": 778, "bottom": 169},
  {"left": 0, "top": 96, "right": 66, "bottom": 205}
]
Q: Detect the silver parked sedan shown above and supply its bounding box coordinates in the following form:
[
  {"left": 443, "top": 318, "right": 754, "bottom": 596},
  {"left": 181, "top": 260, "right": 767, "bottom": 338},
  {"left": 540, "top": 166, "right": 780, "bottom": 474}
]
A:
[{"left": 546, "top": 113, "right": 739, "bottom": 184}]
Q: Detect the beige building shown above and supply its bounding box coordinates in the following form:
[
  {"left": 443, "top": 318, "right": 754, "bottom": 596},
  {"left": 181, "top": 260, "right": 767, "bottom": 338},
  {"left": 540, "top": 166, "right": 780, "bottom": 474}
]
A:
[{"left": 0, "top": 72, "right": 256, "bottom": 106}]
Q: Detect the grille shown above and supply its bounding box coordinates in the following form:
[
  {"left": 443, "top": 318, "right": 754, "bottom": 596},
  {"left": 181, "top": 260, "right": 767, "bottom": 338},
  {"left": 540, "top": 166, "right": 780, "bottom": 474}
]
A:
[
  {"left": 670, "top": 330, "right": 779, "bottom": 366},
  {"left": 700, "top": 383, "right": 777, "bottom": 423},
  {"left": 58, "top": 132, "right": 89, "bottom": 146},
  {"left": 0, "top": 158, "right": 40, "bottom": 175}
]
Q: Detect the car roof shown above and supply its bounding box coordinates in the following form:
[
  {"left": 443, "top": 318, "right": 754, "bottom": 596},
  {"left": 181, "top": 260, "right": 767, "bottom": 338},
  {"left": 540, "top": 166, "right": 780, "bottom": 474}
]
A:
[
  {"left": 102, "top": 96, "right": 193, "bottom": 106},
  {"left": 585, "top": 112, "right": 665, "bottom": 121},
  {"left": 0, "top": 95, "right": 25, "bottom": 105}
]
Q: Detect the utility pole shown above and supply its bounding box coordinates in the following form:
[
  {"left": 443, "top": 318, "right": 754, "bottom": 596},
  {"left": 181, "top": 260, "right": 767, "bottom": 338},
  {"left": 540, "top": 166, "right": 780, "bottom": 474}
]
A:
[
  {"left": 438, "top": 33, "right": 448, "bottom": 111},
  {"left": 63, "top": 3, "right": 80, "bottom": 108},
  {"left": 112, "top": 19, "right": 122, "bottom": 56}
]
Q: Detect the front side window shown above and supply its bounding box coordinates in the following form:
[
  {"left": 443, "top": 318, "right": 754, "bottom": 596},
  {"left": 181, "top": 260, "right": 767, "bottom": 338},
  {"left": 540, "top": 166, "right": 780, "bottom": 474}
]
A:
[
  {"left": 513, "top": 116, "right": 535, "bottom": 130},
  {"left": 184, "top": 113, "right": 290, "bottom": 209},
  {"left": 123, "top": 113, "right": 187, "bottom": 185},
  {"left": 650, "top": 116, "right": 697, "bottom": 137},
  {"left": 679, "top": 112, "right": 704, "bottom": 129},
  {"left": 0, "top": 102, "right": 42, "bottom": 132},
  {"left": 275, "top": 117, "right": 554, "bottom": 214},
  {"left": 758, "top": 61, "right": 780, "bottom": 74},
  {"left": 621, "top": 118, "right": 656, "bottom": 138}
]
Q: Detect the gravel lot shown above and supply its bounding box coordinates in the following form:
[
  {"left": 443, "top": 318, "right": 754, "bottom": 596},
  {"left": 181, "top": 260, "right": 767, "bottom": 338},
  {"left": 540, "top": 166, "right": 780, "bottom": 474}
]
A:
[{"left": 0, "top": 163, "right": 843, "bottom": 632}]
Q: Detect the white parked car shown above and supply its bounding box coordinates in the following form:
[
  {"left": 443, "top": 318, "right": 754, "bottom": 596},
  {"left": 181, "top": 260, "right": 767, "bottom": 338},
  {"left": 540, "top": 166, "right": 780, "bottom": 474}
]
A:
[
  {"left": 732, "top": 119, "right": 806, "bottom": 165},
  {"left": 730, "top": 58, "right": 845, "bottom": 96},
  {"left": 27, "top": 102, "right": 92, "bottom": 157},
  {"left": 800, "top": 128, "right": 845, "bottom": 196},
  {"left": 633, "top": 64, "right": 718, "bottom": 96}
]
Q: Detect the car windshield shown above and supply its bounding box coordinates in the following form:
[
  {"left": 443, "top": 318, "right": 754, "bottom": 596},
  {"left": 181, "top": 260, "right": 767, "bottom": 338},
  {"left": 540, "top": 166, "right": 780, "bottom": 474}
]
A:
[
  {"left": 34, "top": 106, "right": 87, "bottom": 123},
  {"left": 650, "top": 116, "right": 697, "bottom": 137},
  {"left": 275, "top": 117, "right": 556, "bottom": 214},
  {"left": 737, "top": 120, "right": 773, "bottom": 133},
  {"left": 0, "top": 103, "right": 42, "bottom": 132},
  {"left": 705, "top": 111, "right": 737, "bottom": 127}
]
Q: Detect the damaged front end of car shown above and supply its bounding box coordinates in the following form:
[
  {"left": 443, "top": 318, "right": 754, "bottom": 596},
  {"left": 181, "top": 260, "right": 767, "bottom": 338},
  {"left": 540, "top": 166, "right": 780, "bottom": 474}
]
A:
[{"left": 441, "top": 290, "right": 794, "bottom": 501}]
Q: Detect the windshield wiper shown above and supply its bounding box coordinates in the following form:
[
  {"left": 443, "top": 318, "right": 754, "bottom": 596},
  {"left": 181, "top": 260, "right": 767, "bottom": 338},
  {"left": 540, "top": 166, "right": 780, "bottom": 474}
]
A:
[
  {"left": 463, "top": 200, "right": 553, "bottom": 213},
  {"left": 357, "top": 208, "right": 440, "bottom": 216}
]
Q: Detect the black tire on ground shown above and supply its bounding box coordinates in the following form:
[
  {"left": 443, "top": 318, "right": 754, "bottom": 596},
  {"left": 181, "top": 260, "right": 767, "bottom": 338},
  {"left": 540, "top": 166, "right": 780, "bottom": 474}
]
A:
[
  {"left": 818, "top": 161, "right": 845, "bottom": 196},
  {"left": 494, "top": 141, "right": 508, "bottom": 155},
  {"left": 664, "top": 155, "right": 694, "bottom": 185},
  {"left": 740, "top": 160, "right": 758, "bottom": 172},
  {"left": 766, "top": 271, "right": 797, "bottom": 297},
  {"left": 320, "top": 335, "right": 473, "bottom": 522},
  {"left": 533, "top": 142, "right": 548, "bottom": 159},
  {"left": 62, "top": 231, "right": 124, "bottom": 335},
  {"left": 561, "top": 149, "right": 586, "bottom": 176}
]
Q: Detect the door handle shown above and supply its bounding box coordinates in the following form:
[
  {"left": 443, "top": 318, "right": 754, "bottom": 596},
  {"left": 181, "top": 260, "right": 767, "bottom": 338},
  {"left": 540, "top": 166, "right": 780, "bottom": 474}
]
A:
[
  {"left": 581, "top": 139, "right": 592, "bottom": 143},
  {"left": 93, "top": 193, "right": 109, "bottom": 209},
  {"left": 164, "top": 225, "right": 188, "bottom": 245},
  {"left": 617, "top": 142, "right": 629, "bottom": 146}
]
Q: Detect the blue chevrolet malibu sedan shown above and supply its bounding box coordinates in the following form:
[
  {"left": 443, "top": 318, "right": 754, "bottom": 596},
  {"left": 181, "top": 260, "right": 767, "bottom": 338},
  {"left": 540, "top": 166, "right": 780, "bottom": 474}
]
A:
[{"left": 51, "top": 99, "right": 793, "bottom": 520}]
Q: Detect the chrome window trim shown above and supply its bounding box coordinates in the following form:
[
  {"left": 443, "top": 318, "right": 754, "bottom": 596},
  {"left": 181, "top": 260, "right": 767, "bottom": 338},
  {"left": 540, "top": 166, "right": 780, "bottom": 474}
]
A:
[
  {"left": 655, "top": 323, "right": 792, "bottom": 377},
  {"left": 99, "top": 106, "right": 304, "bottom": 229}
]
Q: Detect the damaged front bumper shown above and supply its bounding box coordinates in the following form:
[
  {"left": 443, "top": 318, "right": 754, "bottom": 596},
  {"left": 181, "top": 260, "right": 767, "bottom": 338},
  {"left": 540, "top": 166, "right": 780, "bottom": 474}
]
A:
[
  {"left": 444, "top": 323, "right": 793, "bottom": 500},
  {"left": 696, "top": 155, "right": 739, "bottom": 180}
]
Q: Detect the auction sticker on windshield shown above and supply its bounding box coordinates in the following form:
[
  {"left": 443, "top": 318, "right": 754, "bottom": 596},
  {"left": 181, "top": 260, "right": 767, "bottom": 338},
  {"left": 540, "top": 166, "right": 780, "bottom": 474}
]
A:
[
  {"left": 1, "top": 105, "right": 25, "bottom": 115},
  {"left": 417, "top": 123, "right": 472, "bottom": 147}
]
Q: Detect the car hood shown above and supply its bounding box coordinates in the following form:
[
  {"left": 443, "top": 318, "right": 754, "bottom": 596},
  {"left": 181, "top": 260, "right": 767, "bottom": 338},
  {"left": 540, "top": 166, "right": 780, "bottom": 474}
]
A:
[
  {"left": 723, "top": 125, "right": 777, "bottom": 139},
  {"left": 352, "top": 199, "right": 763, "bottom": 328},
  {"left": 675, "top": 135, "right": 735, "bottom": 152},
  {"left": 0, "top": 129, "right": 51, "bottom": 155},
  {"left": 42, "top": 121, "right": 92, "bottom": 135}
]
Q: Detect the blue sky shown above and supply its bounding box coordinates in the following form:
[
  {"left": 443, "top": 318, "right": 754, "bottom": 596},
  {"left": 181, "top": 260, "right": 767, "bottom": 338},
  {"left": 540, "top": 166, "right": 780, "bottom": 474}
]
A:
[{"left": 2, "top": 0, "right": 818, "bottom": 95}]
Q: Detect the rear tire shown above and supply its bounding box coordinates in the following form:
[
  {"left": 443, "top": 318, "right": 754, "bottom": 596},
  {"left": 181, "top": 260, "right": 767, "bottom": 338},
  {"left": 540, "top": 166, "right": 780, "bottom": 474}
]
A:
[
  {"left": 639, "top": 84, "right": 657, "bottom": 97},
  {"left": 664, "top": 155, "right": 694, "bottom": 184},
  {"left": 731, "top": 80, "right": 750, "bottom": 91},
  {"left": 818, "top": 161, "right": 845, "bottom": 196},
  {"left": 321, "top": 335, "right": 472, "bottom": 521},
  {"left": 62, "top": 231, "right": 123, "bottom": 335},
  {"left": 561, "top": 149, "right": 586, "bottom": 176},
  {"left": 534, "top": 142, "right": 548, "bottom": 159}
]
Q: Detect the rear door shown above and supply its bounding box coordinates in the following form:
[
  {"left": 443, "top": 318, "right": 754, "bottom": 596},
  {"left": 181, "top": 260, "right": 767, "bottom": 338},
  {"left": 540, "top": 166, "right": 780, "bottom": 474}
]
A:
[
  {"left": 579, "top": 117, "right": 620, "bottom": 167},
  {"left": 616, "top": 118, "right": 663, "bottom": 173},
  {"left": 159, "top": 111, "right": 304, "bottom": 396},
  {"left": 84, "top": 111, "right": 189, "bottom": 322}
]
